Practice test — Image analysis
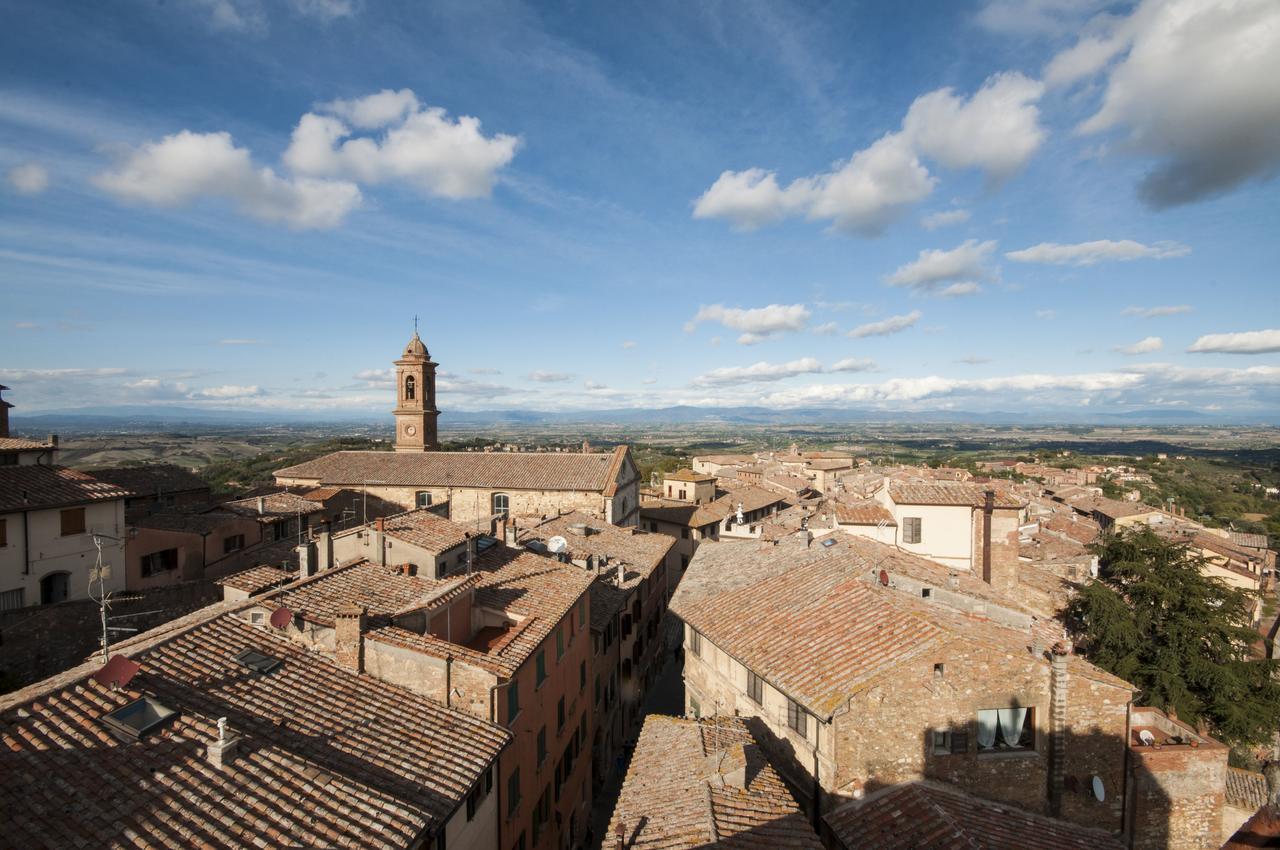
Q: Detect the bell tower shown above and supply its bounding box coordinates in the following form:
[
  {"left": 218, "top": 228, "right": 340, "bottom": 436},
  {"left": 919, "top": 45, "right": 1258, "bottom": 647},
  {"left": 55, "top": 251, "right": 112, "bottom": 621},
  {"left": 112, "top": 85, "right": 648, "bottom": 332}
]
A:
[{"left": 392, "top": 325, "right": 439, "bottom": 452}]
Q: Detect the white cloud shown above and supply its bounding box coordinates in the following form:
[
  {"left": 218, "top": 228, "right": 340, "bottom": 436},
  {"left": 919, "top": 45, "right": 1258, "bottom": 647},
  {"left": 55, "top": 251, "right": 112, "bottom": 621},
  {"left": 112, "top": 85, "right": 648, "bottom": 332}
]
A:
[
  {"left": 693, "top": 357, "right": 824, "bottom": 386},
  {"left": 320, "top": 88, "right": 418, "bottom": 129},
  {"left": 1121, "top": 305, "right": 1192, "bottom": 319},
  {"left": 284, "top": 90, "right": 519, "bottom": 199},
  {"left": 528, "top": 370, "right": 573, "bottom": 383},
  {"left": 888, "top": 239, "right": 997, "bottom": 293},
  {"left": 976, "top": 0, "right": 1110, "bottom": 35},
  {"left": 1006, "top": 239, "right": 1190, "bottom": 265},
  {"left": 218, "top": 338, "right": 261, "bottom": 345},
  {"left": 830, "top": 358, "right": 877, "bottom": 373},
  {"left": 190, "top": 0, "right": 266, "bottom": 33},
  {"left": 957, "top": 355, "right": 992, "bottom": 364},
  {"left": 901, "top": 72, "right": 1046, "bottom": 182},
  {"left": 641, "top": 377, "right": 657, "bottom": 385},
  {"left": 621, "top": 340, "right": 637, "bottom": 349},
  {"left": 1187, "top": 329, "right": 1280, "bottom": 354},
  {"left": 685, "top": 303, "right": 811, "bottom": 343},
  {"left": 1116, "top": 336, "right": 1164, "bottom": 355},
  {"left": 849, "top": 310, "right": 922, "bottom": 338},
  {"left": 693, "top": 73, "right": 1045, "bottom": 236},
  {"left": 939, "top": 282, "right": 982, "bottom": 298},
  {"left": 1071, "top": 0, "right": 1280, "bottom": 207},
  {"left": 7, "top": 162, "right": 49, "bottom": 195},
  {"left": 920, "top": 208, "right": 971, "bottom": 230},
  {"left": 191, "top": 384, "right": 262, "bottom": 399},
  {"left": 1044, "top": 32, "right": 1129, "bottom": 87},
  {"left": 468, "top": 367, "right": 502, "bottom": 375},
  {"left": 1035, "top": 309, "right": 1057, "bottom": 320},
  {"left": 5, "top": 367, "right": 128, "bottom": 381},
  {"left": 289, "top": 0, "right": 356, "bottom": 21},
  {"left": 812, "top": 322, "right": 839, "bottom": 336},
  {"left": 94, "top": 130, "right": 361, "bottom": 229}
]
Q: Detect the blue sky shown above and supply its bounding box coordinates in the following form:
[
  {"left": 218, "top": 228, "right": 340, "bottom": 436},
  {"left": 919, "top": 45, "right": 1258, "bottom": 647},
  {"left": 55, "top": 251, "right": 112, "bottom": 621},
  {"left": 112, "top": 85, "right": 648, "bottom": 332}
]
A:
[{"left": 2, "top": 0, "right": 1279, "bottom": 419}]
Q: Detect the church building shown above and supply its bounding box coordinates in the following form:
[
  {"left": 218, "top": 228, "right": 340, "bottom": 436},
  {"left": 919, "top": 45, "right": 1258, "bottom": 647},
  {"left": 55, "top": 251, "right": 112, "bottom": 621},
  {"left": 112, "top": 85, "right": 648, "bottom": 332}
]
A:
[{"left": 275, "top": 330, "right": 640, "bottom": 530}]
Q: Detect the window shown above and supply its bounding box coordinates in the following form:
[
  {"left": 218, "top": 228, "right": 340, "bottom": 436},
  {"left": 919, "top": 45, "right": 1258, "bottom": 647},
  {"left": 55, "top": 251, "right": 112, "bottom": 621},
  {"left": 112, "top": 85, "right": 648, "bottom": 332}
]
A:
[
  {"left": 537, "top": 726, "right": 547, "bottom": 765},
  {"left": 492, "top": 493, "right": 510, "bottom": 519},
  {"left": 680, "top": 554, "right": 689, "bottom": 570},
  {"left": 404, "top": 375, "right": 416, "bottom": 400},
  {"left": 747, "top": 670, "right": 764, "bottom": 705},
  {"left": 40, "top": 572, "right": 69, "bottom": 604},
  {"left": 594, "top": 674, "right": 601, "bottom": 705},
  {"left": 233, "top": 648, "right": 282, "bottom": 674},
  {"left": 0, "top": 453, "right": 16, "bottom": 466},
  {"left": 977, "top": 707, "right": 1034, "bottom": 752},
  {"left": 140, "top": 548, "right": 179, "bottom": 577},
  {"left": 416, "top": 491, "right": 432, "bottom": 508},
  {"left": 557, "top": 696, "right": 565, "bottom": 731},
  {"left": 273, "top": 519, "right": 293, "bottom": 541},
  {"left": 506, "top": 680, "right": 520, "bottom": 722},
  {"left": 579, "top": 660, "right": 587, "bottom": 692},
  {"left": 902, "top": 517, "right": 923, "bottom": 544},
  {"left": 689, "top": 628, "right": 702, "bottom": 657},
  {"left": 787, "top": 698, "right": 808, "bottom": 738},
  {"left": 60, "top": 507, "right": 86, "bottom": 536},
  {"left": 536, "top": 650, "right": 547, "bottom": 686},
  {"left": 0, "top": 588, "right": 23, "bottom": 612},
  {"left": 507, "top": 768, "right": 521, "bottom": 816},
  {"left": 931, "top": 730, "right": 951, "bottom": 755},
  {"left": 680, "top": 527, "right": 689, "bottom": 539},
  {"left": 556, "top": 626, "right": 564, "bottom": 660},
  {"left": 223, "top": 534, "right": 245, "bottom": 554},
  {"left": 621, "top": 614, "right": 632, "bottom": 638},
  {"left": 0, "top": 518, "right": 6, "bottom": 547},
  {"left": 649, "top": 521, "right": 658, "bottom": 532}
]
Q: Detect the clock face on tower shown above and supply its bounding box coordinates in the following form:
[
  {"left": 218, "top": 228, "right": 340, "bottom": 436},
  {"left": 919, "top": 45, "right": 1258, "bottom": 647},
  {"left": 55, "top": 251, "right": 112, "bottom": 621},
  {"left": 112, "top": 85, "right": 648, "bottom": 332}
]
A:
[{"left": 404, "top": 424, "right": 417, "bottom": 437}]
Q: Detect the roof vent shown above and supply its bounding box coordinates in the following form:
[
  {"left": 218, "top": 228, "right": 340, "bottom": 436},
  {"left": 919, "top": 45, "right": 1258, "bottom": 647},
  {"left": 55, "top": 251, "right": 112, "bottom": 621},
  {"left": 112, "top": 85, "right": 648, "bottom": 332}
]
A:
[
  {"left": 568, "top": 523, "right": 590, "bottom": 536},
  {"left": 102, "top": 696, "right": 178, "bottom": 741},
  {"left": 234, "top": 648, "right": 283, "bottom": 674}
]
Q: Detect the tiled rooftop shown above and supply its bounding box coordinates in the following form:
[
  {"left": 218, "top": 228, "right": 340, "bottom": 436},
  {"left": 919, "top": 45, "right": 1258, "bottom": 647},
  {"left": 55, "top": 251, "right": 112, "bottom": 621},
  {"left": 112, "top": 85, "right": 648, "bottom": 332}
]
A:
[
  {"left": 0, "top": 437, "right": 55, "bottom": 451},
  {"left": 607, "top": 715, "right": 821, "bottom": 849},
  {"left": 672, "top": 536, "right": 1128, "bottom": 717},
  {"left": 665, "top": 469, "right": 717, "bottom": 482},
  {"left": 0, "top": 465, "right": 134, "bottom": 512},
  {"left": 765, "top": 473, "right": 814, "bottom": 492},
  {"left": 222, "top": 491, "right": 327, "bottom": 519},
  {"left": 1226, "top": 767, "right": 1269, "bottom": 811},
  {"left": 86, "top": 464, "right": 210, "bottom": 497},
  {"left": 0, "top": 612, "right": 509, "bottom": 849},
  {"left": 217, "top": 563, "right": 295, "bottom": 595},
  {"left": 824, "top": 781, "right": 1124, "bottom": 850},
  {"left": 832, "top": 500, "right": 896, "bottom": 525},
  {"left": 378, "top": 508, "right": 471, "bottom": 553},
  {"left": 887, "top": 481, "right": 1023, "bottom": 508},
  {"left": 275, "top": 446, "right": 628, "bottom": 493},
  {"left": 640, "top": 485, "right": 785, "bottom": 528},
  {"left": 132, "top": 509, "right": 242, "bottom": 534},
  {"left": 273, "top": 560, "right": 458, "bottom": 625}
]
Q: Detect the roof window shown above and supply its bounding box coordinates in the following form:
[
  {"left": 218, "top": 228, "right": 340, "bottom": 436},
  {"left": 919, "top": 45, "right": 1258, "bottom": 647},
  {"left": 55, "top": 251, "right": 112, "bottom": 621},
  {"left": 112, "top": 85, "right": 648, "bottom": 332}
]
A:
[
  {"left": 102, "top": 696, "right": 178, "bottom": 741},
  {"left": 234, "top": 647, "right": 283, "bottom": 674}
]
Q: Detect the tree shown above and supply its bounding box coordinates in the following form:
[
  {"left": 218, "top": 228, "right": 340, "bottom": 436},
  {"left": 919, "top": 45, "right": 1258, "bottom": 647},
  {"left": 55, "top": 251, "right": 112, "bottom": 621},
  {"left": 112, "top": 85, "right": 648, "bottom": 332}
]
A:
[{"left": 1065, "top": 527, "right": 1280, "bottom": 747}]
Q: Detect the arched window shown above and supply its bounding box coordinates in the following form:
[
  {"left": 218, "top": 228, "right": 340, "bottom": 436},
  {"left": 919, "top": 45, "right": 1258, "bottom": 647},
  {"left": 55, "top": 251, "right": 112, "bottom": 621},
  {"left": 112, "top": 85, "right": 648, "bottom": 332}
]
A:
[
  {"left": 404, "top": 375, "right": 416, "bottom": 401},
  {"left": 492, "top": 493, "right": 510, "bottom": 519},
  {"left": 40, "top": 571, "right": 70, "bottom": 605}
]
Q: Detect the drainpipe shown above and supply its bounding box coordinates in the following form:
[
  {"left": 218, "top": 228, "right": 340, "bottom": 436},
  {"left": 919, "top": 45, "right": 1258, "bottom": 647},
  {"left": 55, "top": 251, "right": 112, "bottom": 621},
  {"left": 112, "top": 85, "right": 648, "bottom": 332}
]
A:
[
  {"left": 1049, "top": 640, "right": 1071, "bottom": 817},
  {"left": 982, "top": 490, "right": 994, "bottom": 584},
  {"left": 445, "top": 654, "right": 453, "bottom": 708}
]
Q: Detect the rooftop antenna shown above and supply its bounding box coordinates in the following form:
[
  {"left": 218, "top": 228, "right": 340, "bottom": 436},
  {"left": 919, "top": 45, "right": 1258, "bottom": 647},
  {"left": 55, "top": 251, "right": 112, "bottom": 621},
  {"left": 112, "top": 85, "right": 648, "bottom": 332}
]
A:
[{"left": 89, "top": 533, "right": 122, "bottom": 664}]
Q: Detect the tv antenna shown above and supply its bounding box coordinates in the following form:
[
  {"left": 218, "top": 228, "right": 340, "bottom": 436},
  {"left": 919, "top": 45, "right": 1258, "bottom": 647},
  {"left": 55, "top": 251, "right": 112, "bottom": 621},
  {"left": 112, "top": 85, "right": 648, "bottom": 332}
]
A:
[{"left": 89, "top": 533, "right": 122, "bottom": 664}]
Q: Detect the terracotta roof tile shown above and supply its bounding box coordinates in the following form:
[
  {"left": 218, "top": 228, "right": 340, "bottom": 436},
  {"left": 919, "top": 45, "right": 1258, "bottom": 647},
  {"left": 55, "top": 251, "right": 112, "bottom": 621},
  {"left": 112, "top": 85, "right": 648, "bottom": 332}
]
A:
[
  {"left": 0, "top": 437, "right": 54, "bottom": 451},
  {"left": 217, "top": 564, "right": 295, "bottom": 595},
  {"left": 888, "top": 482, "right": 1023, "bottom": 508},
  {"left": 274, "top": 561, "right": 459, "bottom": 625},
  {"left": 0, "top": 612, "right": 509, "bottom": 849},
  {"left": 222, "top": 491, "right": 326, "bottom": 519},
  {"left": 825, "top": 781, "right": 1123, "bottom": 850},
  {"left": 1227, "top": 767, "right": 1270, "bottom": 810},
  {"left": 641, "top": 486, "right": 785, "bottom": 528},
  {"left": 665, "top": 469, "right": 717, "bottom": 482},
  {"left": 86, "top": 464, "right": 209, "bottom": 497},
  {"left": 380, "top": 508, "right": 471, "bottom": 552},
  {"left": 275, "top": 448, "right": 626, "bottom": 492},
  {"left": 832, "top": 500, "right": 896, "bottom": 525},
  {"left": 0, "top": 465, "right": 133, "bottom": 512},
  {"left": 607, "top": 715, "right": 821, "bottom": 849}
]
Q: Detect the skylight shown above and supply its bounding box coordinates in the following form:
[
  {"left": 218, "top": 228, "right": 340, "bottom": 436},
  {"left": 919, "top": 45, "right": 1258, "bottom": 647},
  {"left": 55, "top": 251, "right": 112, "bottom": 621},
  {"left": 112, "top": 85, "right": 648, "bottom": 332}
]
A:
[
  {"left": 234, "top": 648, "right": 283, "bottom": 674},
  {"left": 102, "top": 697, "right": 178, "bottom": 741},
  {"left": 820, "top": 537, "right": 837, "bottom": 548}
]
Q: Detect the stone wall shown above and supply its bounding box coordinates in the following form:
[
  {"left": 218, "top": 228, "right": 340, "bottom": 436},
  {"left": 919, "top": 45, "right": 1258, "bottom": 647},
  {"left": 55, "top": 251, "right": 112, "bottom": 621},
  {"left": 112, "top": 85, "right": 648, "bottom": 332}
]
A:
[
  {"left": 0, "top": 578, "right": 221, "bottom": 691},
  {"left": 1129, "top": 722, "right": 1228, "bottom": 850}
]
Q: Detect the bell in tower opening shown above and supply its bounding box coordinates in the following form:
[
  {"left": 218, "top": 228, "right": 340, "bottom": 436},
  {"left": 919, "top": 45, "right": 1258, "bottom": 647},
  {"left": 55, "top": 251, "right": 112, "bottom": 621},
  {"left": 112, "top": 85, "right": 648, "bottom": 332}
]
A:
[{"left": 392, "top": 327, "right": 439, "bottom": 451}]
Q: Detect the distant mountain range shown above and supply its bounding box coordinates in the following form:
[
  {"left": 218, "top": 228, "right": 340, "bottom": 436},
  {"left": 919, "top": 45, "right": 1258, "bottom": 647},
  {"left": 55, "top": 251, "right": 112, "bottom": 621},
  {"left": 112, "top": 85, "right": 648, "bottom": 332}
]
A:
[{"left": 12, "top": 403, "right": 1279, "bottom": 430}]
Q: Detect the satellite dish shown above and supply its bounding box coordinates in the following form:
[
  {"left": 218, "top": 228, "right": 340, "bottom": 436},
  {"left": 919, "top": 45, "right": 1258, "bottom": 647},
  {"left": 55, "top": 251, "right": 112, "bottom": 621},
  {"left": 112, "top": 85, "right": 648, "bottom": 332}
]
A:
[
  {"left": 94, "top": 655, "right": 140, "bottom": 689},
  {"left": 1091, "top": 775, "right": 1106, "bottom": 802},
  {"left": 1138, "top": 729, "right": 1155, "bottom": 746},
  {"left": 269, "top": 607, "right": 292, "bottom": 629},
  {"left": 878, "top": 569, "right": 889, "bottom": 586},
  {"left": 547, "top": 536, "right": 568, "bottom": 555}
]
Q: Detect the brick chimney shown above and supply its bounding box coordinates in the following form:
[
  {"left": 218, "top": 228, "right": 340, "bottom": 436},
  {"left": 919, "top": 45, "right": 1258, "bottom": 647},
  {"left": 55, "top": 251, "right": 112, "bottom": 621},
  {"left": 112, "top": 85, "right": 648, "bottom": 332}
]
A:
[
  {"left": 374, "top": 517, "right": 386, "bottom": 566},
  {"left": 978, "top": 490, "right": 1018, "bottom": 595},
  {"left": 335, "top": 604, "right": 367, "bottom": 673},
  {"left": 297, "top": 539, "right": 317, "bottom": 578},
  {"left": 316, "top": 523, "right": 333, "bottom": 572}
]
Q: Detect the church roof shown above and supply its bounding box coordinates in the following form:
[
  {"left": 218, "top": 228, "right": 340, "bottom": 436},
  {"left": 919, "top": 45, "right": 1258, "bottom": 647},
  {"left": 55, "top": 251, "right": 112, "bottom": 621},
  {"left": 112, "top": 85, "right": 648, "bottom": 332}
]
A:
[{"left": 401, "top": 331, "right": 429, "bottom": 359}]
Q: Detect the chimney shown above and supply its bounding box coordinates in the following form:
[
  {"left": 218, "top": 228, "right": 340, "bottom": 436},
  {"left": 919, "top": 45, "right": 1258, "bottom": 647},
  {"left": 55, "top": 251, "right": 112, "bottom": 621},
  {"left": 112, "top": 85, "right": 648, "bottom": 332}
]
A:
[
  {"left": 48, "top": 433, "right": 58, "bottom": 448},
  {"left": 335, "top": 604, "right": 367, "bottom": 673},
  {"left": 208, "top": 717, "right": 240, "bottom": 770},
  {"left": 257, "top": 496, "right": 266, "bottom": 515},
  {"left": 1048, "top": 640, "right": 1071, "bottom": 816},
  {"left": 316, "top": 523, "right": 333, "bottom": 572},
  {"left": 503, "top": 519, "right": 518, "bottom": 546},
  {"left": 982, "top": 490, "right": 994, "bottom": 585},
  {"left": 297, "top": 539, "right": 317, "bottom": 578},
  {"left": 616, "top": 560, "right": 624, "bottom": 588},
  {"left": 374, "top": 517, "right": 386, "bottom": 566}
]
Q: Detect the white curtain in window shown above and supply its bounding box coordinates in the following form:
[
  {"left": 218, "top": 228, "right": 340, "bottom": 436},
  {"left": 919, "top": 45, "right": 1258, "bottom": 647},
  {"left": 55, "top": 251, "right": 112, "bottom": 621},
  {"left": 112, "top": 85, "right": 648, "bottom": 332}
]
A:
[
  {"left": 977, "top": 709, "right": 998, "bottom": 749},
  {"left": 997, "top": 707, "right": 1027, "bottom": 748}
]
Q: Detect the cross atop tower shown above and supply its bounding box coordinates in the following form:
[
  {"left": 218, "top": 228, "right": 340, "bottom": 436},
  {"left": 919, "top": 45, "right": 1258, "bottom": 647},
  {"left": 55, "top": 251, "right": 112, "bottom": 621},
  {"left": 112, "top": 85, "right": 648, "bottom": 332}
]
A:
[{"left": 413, "top": 314, "right": 419, "bottom": 334}]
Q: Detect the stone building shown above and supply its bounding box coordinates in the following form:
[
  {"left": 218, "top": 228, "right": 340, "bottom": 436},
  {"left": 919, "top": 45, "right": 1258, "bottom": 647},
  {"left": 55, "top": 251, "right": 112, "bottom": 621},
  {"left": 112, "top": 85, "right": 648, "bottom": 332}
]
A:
[
  {"left": 0, "top": 603, "right": 510, "bottom": 849},
  {"left": 671, "top": 531, "right": 1233, "bottom": 849},
  {"left": 87, "top": 464, "right": 210, "bottom": 518},
  {"left": 517, "top": 512, "right": 674, "bottom": 787},
  {"left": 872, "top": 480, "right": 1024, "bottom": 578},
  {"left": 606, "top": 714, "right": 822, "bottom": 849},
  {"left": 240, "top": 511, "right": 598, "bottom": 850}
]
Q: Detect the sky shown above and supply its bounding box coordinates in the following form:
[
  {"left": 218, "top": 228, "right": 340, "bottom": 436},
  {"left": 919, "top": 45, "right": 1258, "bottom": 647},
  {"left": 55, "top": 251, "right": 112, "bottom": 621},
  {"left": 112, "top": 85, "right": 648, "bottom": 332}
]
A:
[{"left": 2, "top": 0, "right": 1279, "bottom": 421}]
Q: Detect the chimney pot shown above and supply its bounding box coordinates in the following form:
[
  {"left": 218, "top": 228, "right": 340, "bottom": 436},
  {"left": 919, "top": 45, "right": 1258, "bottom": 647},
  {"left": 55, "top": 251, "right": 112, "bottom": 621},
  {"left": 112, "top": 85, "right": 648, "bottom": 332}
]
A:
[{"left": 257, "top": 496, "right": 266, "bottom": 514}]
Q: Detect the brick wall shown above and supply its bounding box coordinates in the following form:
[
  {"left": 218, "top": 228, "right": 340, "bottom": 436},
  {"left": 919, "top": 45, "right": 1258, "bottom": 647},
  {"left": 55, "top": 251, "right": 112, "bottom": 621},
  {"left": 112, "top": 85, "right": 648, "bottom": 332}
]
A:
[{"left": 0, "top": 579, "right": 222, "bottom": 691}]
